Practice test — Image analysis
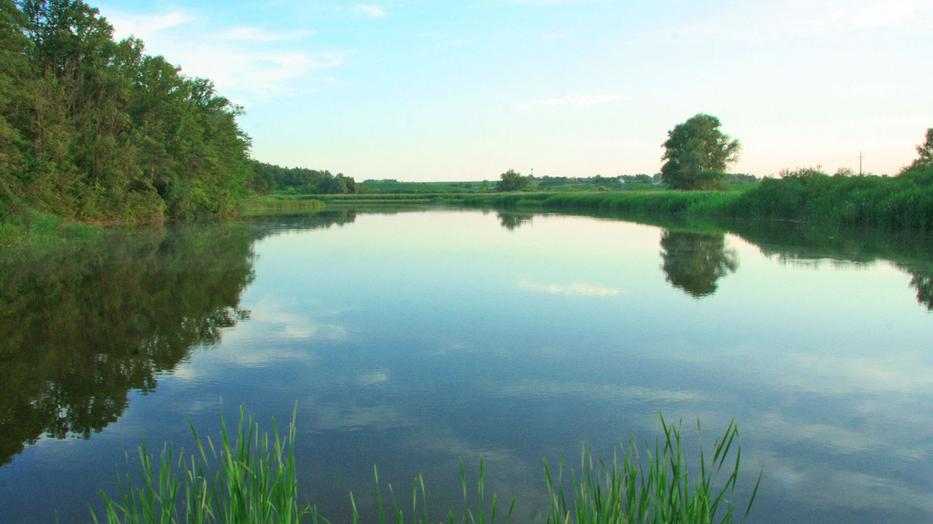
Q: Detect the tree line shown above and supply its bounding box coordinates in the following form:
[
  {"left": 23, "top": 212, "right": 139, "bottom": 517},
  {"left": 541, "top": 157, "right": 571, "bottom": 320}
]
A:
[
  {"left": 0, "top": 1, "right": 357, "bottom": 225},
  {"left": 249, "top": 160, "right": 357, "bottom": 195},
  {"left": 494, "top": 170, "right": 760, "bottom": 192},
  {"left": 0, "top": 0, "right": 259, "bottom": 222},
  {"left": 495, "top": 114, "right": 931, "bottom": 192}
]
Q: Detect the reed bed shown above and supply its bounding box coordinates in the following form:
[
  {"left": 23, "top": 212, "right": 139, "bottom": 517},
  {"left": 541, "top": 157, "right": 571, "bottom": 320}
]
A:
[
  {"left": 437, "top": 164, "right": 933, "bottom": 231},
  {"left": 91, "top": 408, "right": 760, "bottom": 523}
]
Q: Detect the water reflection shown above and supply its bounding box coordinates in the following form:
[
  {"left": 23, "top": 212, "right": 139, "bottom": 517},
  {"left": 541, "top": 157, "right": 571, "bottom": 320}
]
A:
[
  {"left": 497, "top": 211, "right": 534, "bottom": 231},
  {"left": 1, "top": 208, "right": 931, "bottom": 523},
  {"left": 659, "top": 230, "right": 738, "bottom": 298},
  {"left": 726, "top": 220, "right": 933, "bottom": 310},
  {"left": 258, "top": 208, "right": 358, "bottom": 233},
  {"left": 0, "top": 225, "right": 257, "bottom": 465},
  {"left": 910, "top": 272, "right": 932, "bottom": 310}
]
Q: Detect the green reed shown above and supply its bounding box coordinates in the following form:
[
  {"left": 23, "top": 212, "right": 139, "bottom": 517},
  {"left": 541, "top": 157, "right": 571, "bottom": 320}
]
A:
[
  {"left": 543, "top": 415, "right": 761, "bottom": 524},
  {"left": 91, "top": 409, "right": 759, "bottom": 523},
  {"left": 92, "top": 405, "right": 324, "bottom": 524}
]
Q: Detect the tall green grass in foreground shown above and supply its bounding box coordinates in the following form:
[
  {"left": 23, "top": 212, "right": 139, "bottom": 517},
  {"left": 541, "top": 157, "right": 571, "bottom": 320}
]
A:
[
  {"left": 92, "top": 406, "right": 320, "bottom": 524},
  {"left": 92, "top": 408, "right": 760, "bottom": 523}
]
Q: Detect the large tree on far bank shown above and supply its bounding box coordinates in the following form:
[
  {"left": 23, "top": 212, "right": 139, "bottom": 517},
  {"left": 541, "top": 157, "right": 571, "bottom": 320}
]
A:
[
  {"left": 495, "top": 169, "right": 533, "bottom": 192},
  {"left": 661, "top": 114, "right": 740, "bottom": 190},
  {"left": 911, "top": 128, "right": 933, "bottom": 169}
]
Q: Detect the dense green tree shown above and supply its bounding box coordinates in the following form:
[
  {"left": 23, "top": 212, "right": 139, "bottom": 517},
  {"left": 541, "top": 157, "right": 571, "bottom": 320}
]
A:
[
  {"left": 496, "top": 169, "right": 533, "bottom": 192},
  {"left": 0, "top": 0, "right": 252, "bottom": 222},
  {"left": 911, "top": 128, "right": 932, "bottom": 169},
  {"left": 250, "top": 160, "right": 357, "bottom": 194},
  {"left": 661, "top": 114, "right": 740, "bottom": 190}
]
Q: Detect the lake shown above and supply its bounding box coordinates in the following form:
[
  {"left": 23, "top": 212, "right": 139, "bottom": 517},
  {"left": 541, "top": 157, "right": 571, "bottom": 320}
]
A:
[{"left": 1, "top": 208, "right": 931, "bottom": 523}]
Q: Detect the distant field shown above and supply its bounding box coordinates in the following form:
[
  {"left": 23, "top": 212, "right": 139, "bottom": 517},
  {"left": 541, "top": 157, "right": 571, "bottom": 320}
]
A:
[
  {"left": 356, "top": 180, "right": 635, "bottom": 193},
  {"left": 358, "top": 180, "right": 490, "bottom": 193},
  {"left": 354, "top": 179, "right": 740, "bottom": 194}
]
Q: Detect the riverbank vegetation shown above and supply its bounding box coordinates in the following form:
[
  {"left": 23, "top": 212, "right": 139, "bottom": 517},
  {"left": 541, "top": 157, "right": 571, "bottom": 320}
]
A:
[
  {"left": 0, "top": 0, "right": 355, "bottom": 243},
  {"left": 0, "top": 0, "right": 253, "bottom": 223},
  {"left": 1, "top": 0, "right": 927, "bottom": 237},
  {"left": 353, "top": 173, "right": 758, "bottom": 195},
  {"left": 441, "top": 162, "right": 933, "bottom": 230},
  {"left": 249, "top": 161, "right": 358, "bottom": 196},
  {"left": 660, "top": 114, "right": 741, "bottom": 190},
  {"left": 336, "top": 127, "right": 933, "bottom": 230},
  {"left": 91, "top": 407, "right": 759, "bottom": 523},
  {"left": 239, "top": 194, "right": 325, "bottom": 217}
]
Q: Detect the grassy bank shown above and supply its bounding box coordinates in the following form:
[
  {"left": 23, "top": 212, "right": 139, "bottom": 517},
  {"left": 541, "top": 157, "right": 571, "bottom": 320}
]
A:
[
  {"left": 0, "top": 199, "right": 100, "bottom": 251},
  {"left": 239, "top": 194, "right": 326, "bottom": 216},
  {"left": 436, "top": 166, "right": 933, "bottom": 230},
  {"left": 0, "top": 193, "right": 323, "bottom": 249},
  {"left": 92, "top": 408, "right": 759, "bottom": 523}
]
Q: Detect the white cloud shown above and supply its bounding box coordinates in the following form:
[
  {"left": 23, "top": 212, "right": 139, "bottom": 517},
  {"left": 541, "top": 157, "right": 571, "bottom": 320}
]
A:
[
  {"left": 514, "top": 93, "right": 625, "bottom": 110},
  {"left": 357, "top": 370, "right": 390, "bottom": 386},
  {"left": 104, "top": 8, "right": 341, "bottom": 102},
  {"left": 495, "top": 380, "right": 704, "bottom": 402},
  {"left": 828, "top": 0, "right": 929, "bottom": 31},
  {"left": 352, "top": 4, "right": 386, "bottom": 18},
  {"left": 250, "top": 303, "right": 347, "bottom": 341},
  {"left": 667, "top": 0, "right": 933, "bottom": 42},
  {"left": 107, "top": 10, "right": 193, "bottom": 40},
  {"left": 513, "top": 0, "right": 607, "bottom": 5},
  {"left": 517, "top": 280, "right": 620, "bottom": 297},
  {"left": 214, "top": 26, "right": 313, "bottom": 43},
  {"left": 309, "top": 404, "right": 413, "bottom": 431}
]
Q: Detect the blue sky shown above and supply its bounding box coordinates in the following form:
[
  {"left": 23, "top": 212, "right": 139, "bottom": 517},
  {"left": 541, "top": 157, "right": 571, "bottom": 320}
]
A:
[{"left": 101, "top": 0, "right": 933, "bottom": 181}]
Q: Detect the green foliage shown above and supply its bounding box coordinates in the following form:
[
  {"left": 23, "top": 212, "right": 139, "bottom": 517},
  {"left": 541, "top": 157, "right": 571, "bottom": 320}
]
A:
[
  {"left": 91, "top": 410, "right": 758, "bottom": 523},
  {"left": 544, "top": 416, "right": 760, "bottom": 524},
  {"left": 661, "top": 114, "right": 740, "bottom": 190},
  {"left": 240, "top": 194, "right": 325, "bottom": 216},
  {"left": 911, "top": 128, "right": 933, "bottom": 169},
  {"left": 93, "top": 406, "right": 322, "bottom": 524},
  {"left": 495, "top": 170, "right": 534, "bottom": 192},
  {"left": 0, "top": 224, "right": 256, "bottom": 465},
  {"left": 251, "top": 161, "right": 357, "bottom": 195},
  {"left": 729, "top": 165, "right": 933, "bottom": 229},
  {"left": 0, "top": 0, "right": 251, "bottom": 223},
  {"left": 443, "top": 161, "right": 933, "bottom": 231}
]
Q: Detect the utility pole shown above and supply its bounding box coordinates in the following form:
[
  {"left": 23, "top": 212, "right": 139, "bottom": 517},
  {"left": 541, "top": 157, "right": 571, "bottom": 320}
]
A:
[{"left": 859, "top": 152, "right": 863, "bottom": 175}]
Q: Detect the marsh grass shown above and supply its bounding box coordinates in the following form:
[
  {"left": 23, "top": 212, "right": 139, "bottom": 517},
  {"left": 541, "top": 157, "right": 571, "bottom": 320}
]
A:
[
  {"left": 0, "top": 204, "right": 100, "bottom": 251},
  {"left": 239, "top": 195, "right": 326, "bottom": 216},
  {"left": 91, "top": 409, "right": 759, "bottom": 523},
  {"left": 543, "top": 416, "right": 761, "bottom": 524},
  {"left": 92, "top": 406, "right": 324, "bottom": 524},
  {"left": 441, "top": 165, "right": 933, "bottom": 231}
]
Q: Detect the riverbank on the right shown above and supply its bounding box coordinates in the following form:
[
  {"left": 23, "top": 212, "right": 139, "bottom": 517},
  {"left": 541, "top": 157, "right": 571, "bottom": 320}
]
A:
[{"left": 439, "top": 165, "right": 932, "bottom": 231}]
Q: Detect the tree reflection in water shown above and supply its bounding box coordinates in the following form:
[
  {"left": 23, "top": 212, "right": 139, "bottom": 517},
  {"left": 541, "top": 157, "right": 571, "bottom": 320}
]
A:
[
  {"left": 659, "top": 230, "right": 738, "bottom": 298},
  {"left": 0, "top": 225, "right": 258, "bottom": 465},
  {"left": 497, "top": 211, "right": 534, "bottom": 231}
]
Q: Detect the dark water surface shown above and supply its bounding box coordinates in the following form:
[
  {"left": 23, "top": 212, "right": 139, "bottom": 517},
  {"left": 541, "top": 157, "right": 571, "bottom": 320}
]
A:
[{"left": 1, "top": 209, "right": 931, "bottom": 522}]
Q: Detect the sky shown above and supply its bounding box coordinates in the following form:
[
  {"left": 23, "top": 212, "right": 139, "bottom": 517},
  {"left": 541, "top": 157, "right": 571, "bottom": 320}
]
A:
[{"left": 100, "top": 0, "right": 933, "bottom": 181}]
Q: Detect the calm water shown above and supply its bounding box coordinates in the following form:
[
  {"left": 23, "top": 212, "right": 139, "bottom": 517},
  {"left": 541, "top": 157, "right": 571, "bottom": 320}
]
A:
[{"left": 1, "top": 209, "right": 931, "bottom": 523}]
